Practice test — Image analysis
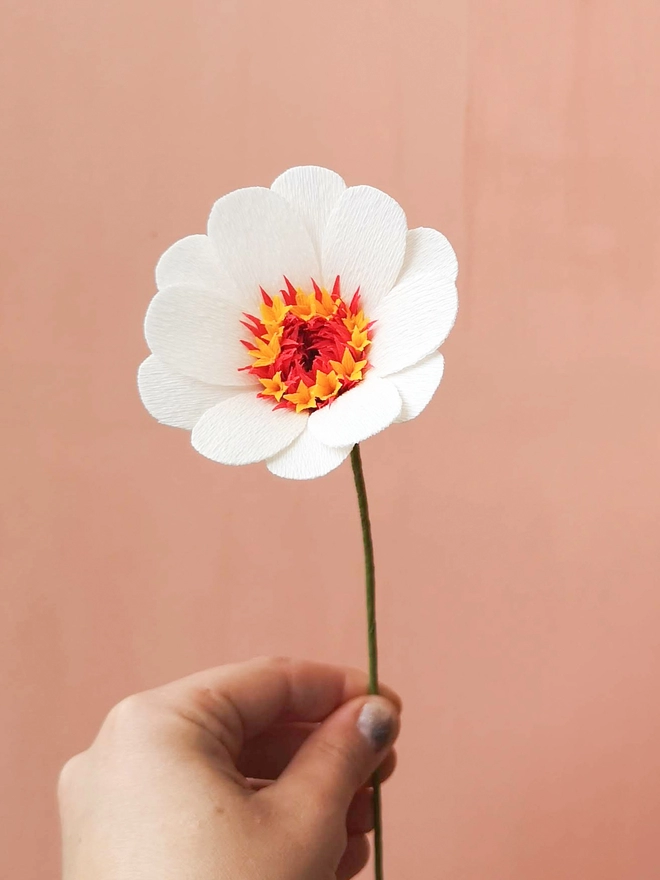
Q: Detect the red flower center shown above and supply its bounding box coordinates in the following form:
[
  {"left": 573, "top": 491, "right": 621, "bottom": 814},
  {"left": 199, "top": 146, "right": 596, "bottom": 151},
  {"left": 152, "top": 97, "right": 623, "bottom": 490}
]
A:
[{"left": 240, "top": 277, "right": 374, "bottom": 413}]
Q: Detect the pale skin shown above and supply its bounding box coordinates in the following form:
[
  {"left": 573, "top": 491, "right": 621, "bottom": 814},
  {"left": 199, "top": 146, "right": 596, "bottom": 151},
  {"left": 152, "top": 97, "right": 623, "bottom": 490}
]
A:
[{"left": 58, "top": 657, "right": 401, "bottom": 880}]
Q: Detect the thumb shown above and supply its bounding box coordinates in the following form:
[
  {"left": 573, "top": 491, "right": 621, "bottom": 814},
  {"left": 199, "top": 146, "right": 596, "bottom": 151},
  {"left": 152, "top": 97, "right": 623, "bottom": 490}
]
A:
[{"left": 275, "top": 695, "right": 400, "bottom": 814}]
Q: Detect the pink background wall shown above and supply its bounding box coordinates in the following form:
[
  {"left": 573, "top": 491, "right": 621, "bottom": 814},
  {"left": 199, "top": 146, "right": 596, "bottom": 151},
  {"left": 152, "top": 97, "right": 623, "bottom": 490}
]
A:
[{"left": 2, "top": 1, "right": 660, "bottom": 877}]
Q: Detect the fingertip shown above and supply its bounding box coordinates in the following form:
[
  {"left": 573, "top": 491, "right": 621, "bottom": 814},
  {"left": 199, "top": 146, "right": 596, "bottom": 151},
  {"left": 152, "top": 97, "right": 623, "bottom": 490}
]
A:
[
  {"left": 337, "top": 834, "right": 371, "bottom": 880},
  {"left": 377, "top": 747, "right": 397, "bottom": 783},
  {"left": 356, "top": 696, "right": 400, "bottom": 753},
  {"left": 273, "top": 693, "right": 400, "bottom": 820},
  {"left": 377, "top": 683, "right": 403, "bottom": 714},
  {"left": 346, "top": 789, "right": 375, "bottom": 834}
]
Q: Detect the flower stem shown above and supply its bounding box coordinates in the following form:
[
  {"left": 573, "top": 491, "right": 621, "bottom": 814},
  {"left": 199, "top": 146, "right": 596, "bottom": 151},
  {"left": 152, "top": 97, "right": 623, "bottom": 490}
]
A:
[{"left": 350, "top": 444, "right": 383, "bottom": 880}]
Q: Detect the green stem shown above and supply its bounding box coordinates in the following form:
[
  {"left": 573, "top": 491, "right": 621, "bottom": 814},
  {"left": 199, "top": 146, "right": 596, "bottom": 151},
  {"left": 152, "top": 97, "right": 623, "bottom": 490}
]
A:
[{"left": 350, "top": 444, "right": 383, "bottom": 880}]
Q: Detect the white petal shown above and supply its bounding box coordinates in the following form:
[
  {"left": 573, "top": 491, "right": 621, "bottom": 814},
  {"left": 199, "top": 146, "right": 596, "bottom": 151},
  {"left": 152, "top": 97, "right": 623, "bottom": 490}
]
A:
[
  {"left": 368, "top": 231, "right": 458, "bottom": 377},
  {"left": 389, "top": 353, "right": 445, "bottom": 423},
  {"left": 144, "top": 285, "right": 252, "bottom": 386},
  {"left": 191, "top": 394, "right": 306, "bottom": 465},
  {"left": 155, "top": 234, "right": 239, "bottom": 299},
  {"left": 207, "top": 186, "right": 320, "bottom": 302},
  {"left": 137, "top": 355, "right": 244, "bottom": 429},
  {"left": 271, "top": 166, "right": 346, "bottom": 261},
  {"left": 368, "top": 274, "right": 456, "bottom": 377},
  {"left": 308, "top": 376, "right": 401, "bottom": 448},
  {"left": 266, "top": 427, "right": 353, "bottom": 480},
  {"left": 321, "top": 186, "right": 408, "bottom": 313},
  {"left": 398, "top": 227, "right": 458, "bottom": 284}
]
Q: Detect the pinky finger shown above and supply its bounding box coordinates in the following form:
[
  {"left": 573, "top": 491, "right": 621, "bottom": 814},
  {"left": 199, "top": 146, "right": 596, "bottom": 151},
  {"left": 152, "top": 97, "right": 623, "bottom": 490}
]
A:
[{"left": 337, "top": 834, "right": 371, "bottom": 880}]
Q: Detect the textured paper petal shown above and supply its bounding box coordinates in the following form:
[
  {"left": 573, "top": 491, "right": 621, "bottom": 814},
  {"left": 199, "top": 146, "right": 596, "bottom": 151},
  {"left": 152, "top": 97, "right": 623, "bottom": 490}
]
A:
[
  {"left": 389, "top": 353, "right": 445, "bottom": 423},
  {"left": 207, "top": 186, "right": 320, "bottom": 301},
  {"left": 321, "top": 186, "right": 408, "bottom": 313},
  {"left": 368, "top": 271, "right": 456, "bottom": 377},
  {"left": 368, "top": 229, "right": 458, "bottom": 377},
  {"left": 155, "top": 234, "right": 238, "bottom": 298},
  {"left": 191, "top": 395, "right": 306, "bottom": 465},
  {"left": 137, "top": 355, "right": 244, "bottom": 429},
  {"left": 270, "top": 166, "right": 346, "bottom": 261},
  {"left": 266, "top": 427, "right": 353, "bottom": 480},
  {"left": 144, "top": 285, "right": 252, "bottom": 386},
  {"left": 308, "top": 376, "right": 402, "bottom": 448},
  {"left": 398, "top": 227, "right": 458, "bottom": 284}
]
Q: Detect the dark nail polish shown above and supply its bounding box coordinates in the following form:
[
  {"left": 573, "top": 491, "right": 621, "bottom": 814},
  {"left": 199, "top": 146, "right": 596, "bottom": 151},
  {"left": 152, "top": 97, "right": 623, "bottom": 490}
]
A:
[{"left": 357, "top": 701, "right": 395, "bottom": 751}]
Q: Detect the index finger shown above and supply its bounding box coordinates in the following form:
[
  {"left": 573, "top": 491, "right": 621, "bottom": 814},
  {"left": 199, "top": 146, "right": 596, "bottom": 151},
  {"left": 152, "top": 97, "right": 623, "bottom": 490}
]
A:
[{"left": 154, "top": 656, "right": 402, "bottom": 760}]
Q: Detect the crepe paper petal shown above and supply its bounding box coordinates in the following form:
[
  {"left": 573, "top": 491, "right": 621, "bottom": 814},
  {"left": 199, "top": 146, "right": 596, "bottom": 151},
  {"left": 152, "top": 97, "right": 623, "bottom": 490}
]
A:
[
  {"left": 266, "top": 427, "right": 353, "bottom": 480},
  {"left": 368, "top": 228, "right": 458, "bottom": 378},
  {"left": 368, "top": 232, "right": 458, "bottom": 377},
  {"left": 207, "top": 186, "right": 320, "bottom": 303},
  {"left": 138, "top": 356, "right": 244, "bottom": 429},
  {"left": 398, "top": 227, "right": 458, "bottom": 284},
  {"left": 271, "top": 166, "right": 346, "bottom": 262},
  {"left": 308, "top": 376, "right": 402, "bottom": 448},
  {"left": 390, "top": 353, "right": 445, "bottom": 423},
  {"left": 155, "top": 234, "right": 238, "bottom": 298},
  {"left": 321, "top": 185, "right": 408, "bottom": 314},
  {"left": 139, "top": 166, "right": 458, "bottom": 478},
  {"left": 191, "top": 394, "right": 306, "bottom": 465},
  {"left": 144, "top": 285, "right": 252, "bottom": 386},
  {"left": 367, "top": 269, "right": 456, "bottom": 377}
]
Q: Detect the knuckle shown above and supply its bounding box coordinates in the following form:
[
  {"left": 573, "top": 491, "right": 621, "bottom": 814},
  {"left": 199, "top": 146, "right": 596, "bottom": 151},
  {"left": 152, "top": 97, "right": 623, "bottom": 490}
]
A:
[
  {"left": 179, "top": 686, "right": 243, "bottom": 750},
  {"left": 316, "top": 736, "right": 349, "bottom": 763},
  {"left": 57, "top": 752, "right": 85, "bottom": 803},
  {"left": 103, "top": 691, "right": 157, "bottom": 733},
  {"left": 254, "top": 654, "right": 293, "bottom": 669}
]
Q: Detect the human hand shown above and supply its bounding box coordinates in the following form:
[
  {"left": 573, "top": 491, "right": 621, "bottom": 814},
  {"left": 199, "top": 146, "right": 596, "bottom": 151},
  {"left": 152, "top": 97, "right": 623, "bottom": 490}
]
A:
[{"left": 58, "top": 657, "right": 401, "bottom": 880}]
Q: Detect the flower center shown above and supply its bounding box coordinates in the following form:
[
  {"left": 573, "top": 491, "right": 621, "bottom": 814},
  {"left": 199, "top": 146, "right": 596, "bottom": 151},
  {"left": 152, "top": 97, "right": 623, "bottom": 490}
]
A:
[{"left": 240, "top": 277, "right": 373, "bottom": 413}]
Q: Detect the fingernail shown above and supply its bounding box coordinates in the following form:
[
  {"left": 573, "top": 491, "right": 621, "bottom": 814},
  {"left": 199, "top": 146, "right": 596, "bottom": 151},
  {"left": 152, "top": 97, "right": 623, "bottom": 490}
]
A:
[{"left": 357, "top": 700, "right": 396, "bottom": 751}]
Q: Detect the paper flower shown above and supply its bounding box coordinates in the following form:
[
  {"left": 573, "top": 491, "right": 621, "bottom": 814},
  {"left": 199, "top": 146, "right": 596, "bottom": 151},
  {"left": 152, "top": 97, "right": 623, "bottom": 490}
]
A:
[
  {"left": 137, "top": 166, "right": 460, "bottom": 878},
  {"left": 138, "top": 166, "right": 457, "bottom": 479}
]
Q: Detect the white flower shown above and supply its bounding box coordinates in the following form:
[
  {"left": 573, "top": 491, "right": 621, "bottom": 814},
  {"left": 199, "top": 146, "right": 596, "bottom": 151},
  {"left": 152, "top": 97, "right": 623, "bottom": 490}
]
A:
[{"left": 138, "top": 166, "right": 458, "bottom": 479}]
